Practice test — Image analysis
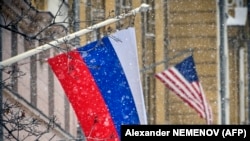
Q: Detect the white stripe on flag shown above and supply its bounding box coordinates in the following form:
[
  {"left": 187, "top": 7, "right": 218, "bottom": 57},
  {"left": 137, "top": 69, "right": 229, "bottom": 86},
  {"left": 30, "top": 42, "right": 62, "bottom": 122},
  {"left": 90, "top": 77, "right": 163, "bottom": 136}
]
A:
[
  {"left": 169, "top": 68, "right": 205, "bottom": 109},
  {"left": 155, "top": 56, "right": 213, "bottom": 124},
  {"left": 156, "top": 69, "right": 206, "bottom": 118},
  {"left": 109, "top": 27, "right": 147, "bottom": 124},
  {"left": 199, "top": 83, "right": 213, "bottom": 124}
]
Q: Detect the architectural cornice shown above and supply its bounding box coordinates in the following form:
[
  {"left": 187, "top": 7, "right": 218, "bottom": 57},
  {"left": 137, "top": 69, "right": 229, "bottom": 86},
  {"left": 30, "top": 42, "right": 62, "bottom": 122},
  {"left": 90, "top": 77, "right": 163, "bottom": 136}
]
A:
[{"left": 0, "top": 0, "right": 67, "bottom": 40}]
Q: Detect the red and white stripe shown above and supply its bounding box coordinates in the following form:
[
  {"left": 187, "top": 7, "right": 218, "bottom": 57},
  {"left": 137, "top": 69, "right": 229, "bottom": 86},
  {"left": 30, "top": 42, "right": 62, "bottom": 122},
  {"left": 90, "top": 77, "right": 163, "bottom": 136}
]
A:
[{"left": 155, "top": 67, "right": 212, "bottom": 124}]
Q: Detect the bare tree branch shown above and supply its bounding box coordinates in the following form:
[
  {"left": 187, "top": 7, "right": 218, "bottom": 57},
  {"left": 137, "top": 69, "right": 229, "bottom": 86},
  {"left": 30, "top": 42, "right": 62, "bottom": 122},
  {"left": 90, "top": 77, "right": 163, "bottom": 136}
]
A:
[{"left": 1, "top": 100, "right": 58, "bottom": 141}]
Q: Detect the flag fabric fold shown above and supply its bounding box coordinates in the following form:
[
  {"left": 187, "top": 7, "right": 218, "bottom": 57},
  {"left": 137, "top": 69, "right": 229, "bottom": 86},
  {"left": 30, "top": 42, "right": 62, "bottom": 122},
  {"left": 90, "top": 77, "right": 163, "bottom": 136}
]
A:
[
  {"left": 155, "top": 55, "right": 212, "bottom": 124},
  {"left": 48, "top": 27, "right": 147, "bottom": 141}
]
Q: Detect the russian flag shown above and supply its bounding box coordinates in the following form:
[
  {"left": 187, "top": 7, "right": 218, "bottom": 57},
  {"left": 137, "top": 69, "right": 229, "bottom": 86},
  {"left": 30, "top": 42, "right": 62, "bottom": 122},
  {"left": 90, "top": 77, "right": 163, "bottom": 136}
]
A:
[{"left": 48, "top": 28, "right": 147, "bottom": 141}]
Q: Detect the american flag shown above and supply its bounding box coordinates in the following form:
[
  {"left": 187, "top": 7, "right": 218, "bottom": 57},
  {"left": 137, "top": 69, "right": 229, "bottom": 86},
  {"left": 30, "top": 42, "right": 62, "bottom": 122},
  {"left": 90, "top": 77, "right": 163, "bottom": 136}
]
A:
[{"left": 155, "top": 55, "right": 212, "bottom": 124}]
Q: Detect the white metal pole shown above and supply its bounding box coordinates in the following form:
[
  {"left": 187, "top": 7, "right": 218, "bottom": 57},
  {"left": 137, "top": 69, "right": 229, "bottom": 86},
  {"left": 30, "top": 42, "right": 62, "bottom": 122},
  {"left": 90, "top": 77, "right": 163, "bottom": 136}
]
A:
[
  {"left": 239, "top": 47, "right": 245, "bottom": 124},
  {"left": 218, "top": 0, "right": 230, "bottom": 124},
  {"left": 0, "top": 3, "right": 150, "bottom": 69},
  {"left": 224, "top": 0, "right": 230, "bottom": 125}
]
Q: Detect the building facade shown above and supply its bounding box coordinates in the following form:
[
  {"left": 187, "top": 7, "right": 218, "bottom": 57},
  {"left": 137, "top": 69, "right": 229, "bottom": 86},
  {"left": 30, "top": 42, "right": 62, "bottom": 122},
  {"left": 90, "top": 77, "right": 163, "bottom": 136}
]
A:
[
  {"left": 1, "top": 0, "right": 78, "bottom": 140},
  {"left": 1, "top": 0, "right": 249, "bottom": 140}
]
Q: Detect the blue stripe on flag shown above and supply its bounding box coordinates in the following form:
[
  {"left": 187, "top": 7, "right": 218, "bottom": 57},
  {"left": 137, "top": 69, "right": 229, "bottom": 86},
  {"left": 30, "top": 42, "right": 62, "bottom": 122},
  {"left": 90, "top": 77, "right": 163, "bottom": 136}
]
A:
[{"left": 77, "top": 37, "right": 140, "bottom": 136}]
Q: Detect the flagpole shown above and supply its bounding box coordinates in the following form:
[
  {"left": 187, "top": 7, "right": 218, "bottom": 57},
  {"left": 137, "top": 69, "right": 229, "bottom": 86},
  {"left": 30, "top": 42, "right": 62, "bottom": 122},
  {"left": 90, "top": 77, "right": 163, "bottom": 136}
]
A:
[
  {"left": 140, "top": 49, "right": 193, "bottom": 73},
  {"left": 0, "top": 3, "right": 150, "bottom": 69}
]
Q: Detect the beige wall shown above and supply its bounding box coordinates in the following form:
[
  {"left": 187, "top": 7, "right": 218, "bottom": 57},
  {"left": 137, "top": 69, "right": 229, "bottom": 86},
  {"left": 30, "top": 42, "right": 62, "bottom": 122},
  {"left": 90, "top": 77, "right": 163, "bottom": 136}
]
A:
[
  {"left": 160, "top": 0, "right": 218, "bottom": 124},
  {"left": 2, "top": 2, "right": 247, "bottom": 141}
]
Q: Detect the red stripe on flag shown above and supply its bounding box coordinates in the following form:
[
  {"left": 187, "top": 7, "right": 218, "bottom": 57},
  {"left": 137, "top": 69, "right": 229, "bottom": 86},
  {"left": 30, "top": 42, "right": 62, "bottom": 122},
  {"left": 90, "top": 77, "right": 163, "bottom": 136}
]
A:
[
  {"left": 168, "top": 69, "right": 211, "bottom": 121},
  {"left": 48, "top": 50, "right": 119, "bottom": 141},
  {"left": 155, "top": 70, "right": 205, "bottom": 118},
  {"left": 155, "top": 56, "right": 212, "bottom": 124},
  {"left": 168, "top": 69, "right": 205, "bottom": 109},
  {"left": 170, "top": 69, "right": 203, "bottom": 103},
  {"left": 196, "top": 82, "right": 213, "bottom": 124}
]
